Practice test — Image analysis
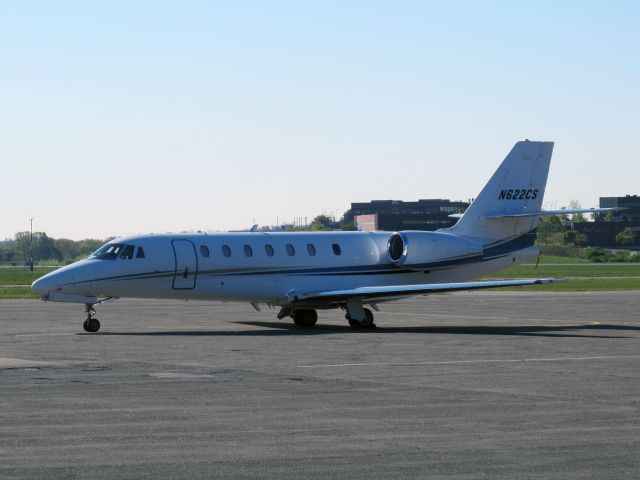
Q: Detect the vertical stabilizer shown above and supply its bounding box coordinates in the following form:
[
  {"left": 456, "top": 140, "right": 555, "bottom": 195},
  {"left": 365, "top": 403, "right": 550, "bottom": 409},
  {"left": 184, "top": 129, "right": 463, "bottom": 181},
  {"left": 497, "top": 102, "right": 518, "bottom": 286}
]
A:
[{"left": 444, "top": 140, "right": 554, "bottom": 243}]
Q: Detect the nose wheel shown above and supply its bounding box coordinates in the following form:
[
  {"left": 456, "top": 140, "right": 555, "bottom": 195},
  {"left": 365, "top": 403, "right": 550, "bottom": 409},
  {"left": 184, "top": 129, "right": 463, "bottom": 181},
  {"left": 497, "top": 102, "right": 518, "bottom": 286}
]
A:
[
  {"left": 83, "top": 303, "right": 101, "bottom": 333},
  {"left": 83, "top": 318, "right": 101, "bottom": 333}
]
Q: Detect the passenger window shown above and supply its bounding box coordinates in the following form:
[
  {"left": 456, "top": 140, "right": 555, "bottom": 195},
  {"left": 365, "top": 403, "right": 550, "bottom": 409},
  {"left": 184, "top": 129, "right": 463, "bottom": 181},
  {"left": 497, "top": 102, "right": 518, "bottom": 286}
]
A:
[
  {"left": 332, "top": 243, "right": 342, "bottom": 256},
  {"left": 286, "top": 244, "right": 295, "bottom": 256},
  {"left": 222, "top": 245, "right": 231, "bottom": 257},
  {"left": 119, "top": 245, "right": 135, "bottom": 260},
  {"left": 307, "top": 244, "right": 316, "bottom": 256},
  {"left": 200, "top": 245, "right": 210, "bottom": 258},
  {"left": 136, "top": 247, "right": 145, "bottom": 259},
  {"left": 265, "top": 244, "right": 274, "bottom": 257},
  {"left": 244, "top": 245, "right": 253, "bottom": 257}
]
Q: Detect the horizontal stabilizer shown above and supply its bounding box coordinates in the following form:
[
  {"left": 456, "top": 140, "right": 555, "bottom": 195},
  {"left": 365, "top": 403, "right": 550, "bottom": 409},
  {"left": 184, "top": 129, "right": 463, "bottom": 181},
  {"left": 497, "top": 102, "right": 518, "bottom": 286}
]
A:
[{"left": 484, "top": 207, "right": 623, "bottom": 219}]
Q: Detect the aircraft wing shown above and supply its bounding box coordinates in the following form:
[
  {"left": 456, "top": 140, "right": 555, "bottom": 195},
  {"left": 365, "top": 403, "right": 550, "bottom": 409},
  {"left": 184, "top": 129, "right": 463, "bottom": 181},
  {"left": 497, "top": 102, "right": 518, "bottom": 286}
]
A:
[{"left": 289, "top": 278, "right": 557, "bottom": 306}]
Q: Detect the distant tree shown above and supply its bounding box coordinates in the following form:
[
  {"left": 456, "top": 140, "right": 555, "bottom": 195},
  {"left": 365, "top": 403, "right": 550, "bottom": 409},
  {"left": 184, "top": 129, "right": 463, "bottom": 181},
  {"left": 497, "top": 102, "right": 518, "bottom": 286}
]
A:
[
  {"left": 73, "top": 238, "right": 106, "bottom": 260},
  {"left": 537, "top": 216, "right": 564, "bottom": 243},
  {"left": 339, "top": 209, "right": 357, "bottom": 231},
  {"left": 55, "top": 238, "right": 79, "bottom": 260},
  {"left": 574, "top": 232, "right": 588, "bottom": 246},
  {"left": 1, "top": 233, "right": 107, "bottom": 264},
  {"left": 568, "top": 199, "right": 587, "bottom": 223},
  {"left": 562, "top": 231, "right": 576, "bottom": 245},
  {"left": 616, "top": 227, "right": 636, "bottom": 246},
  {"left": 562, "top": 230, "right": 588, "bottom": 246},
  {"left": 309, "top": 215, "right": 336, "bottom": 231},
  {"left": 603, "top": 210, "right": 615, "bottom": 222},
  {"left": 35, "top": 232, "right": 62, "bottom": 262},
  {"left": 612, "top": 251, "right": 631, "bottom": 262},
  {"left": 583, "top": 247, "right": 611, "bottom": 262}
]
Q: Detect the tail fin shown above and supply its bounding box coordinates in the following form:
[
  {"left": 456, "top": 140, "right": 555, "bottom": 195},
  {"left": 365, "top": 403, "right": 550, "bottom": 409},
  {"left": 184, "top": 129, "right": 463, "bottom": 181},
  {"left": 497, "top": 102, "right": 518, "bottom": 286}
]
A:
[{"left": 445, "top": 140, "right": 554, "bottom": 243}]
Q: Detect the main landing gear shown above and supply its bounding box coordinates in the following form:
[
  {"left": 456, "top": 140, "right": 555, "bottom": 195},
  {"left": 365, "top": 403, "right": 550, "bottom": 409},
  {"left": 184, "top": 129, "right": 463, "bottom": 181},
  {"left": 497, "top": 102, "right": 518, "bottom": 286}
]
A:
[
  {"left": 346, "top": 308, "right": 376, "bottom": 329},
  {"left": 291, "top": 309, "right": 318, "bottom": 327},
  {"left": 285, "top": 301, "right": 376, "bottom": 329},
  {"left": 344, "top": 299, "right": 376, "bottom": 329},
  {"left": 83, "top": 303, "right": 101, "bottom": 333}
]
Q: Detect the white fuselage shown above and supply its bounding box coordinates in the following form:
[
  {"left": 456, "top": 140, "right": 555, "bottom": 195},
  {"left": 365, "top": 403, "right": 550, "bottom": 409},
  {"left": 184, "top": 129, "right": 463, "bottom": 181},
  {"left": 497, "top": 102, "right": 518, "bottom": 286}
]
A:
[{"left": 32, "top": 230, "right": 539, "bottom": 306}]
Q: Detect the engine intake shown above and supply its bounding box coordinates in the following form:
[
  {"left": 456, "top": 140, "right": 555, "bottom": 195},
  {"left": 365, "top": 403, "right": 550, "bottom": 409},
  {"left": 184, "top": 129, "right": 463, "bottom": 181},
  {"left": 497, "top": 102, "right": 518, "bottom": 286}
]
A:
[
  {"left": 387, "top": 233, "right": 406, "bottom": 262},
  {"left": 386, "top": 231, "right": 483, "bottom": 269}
]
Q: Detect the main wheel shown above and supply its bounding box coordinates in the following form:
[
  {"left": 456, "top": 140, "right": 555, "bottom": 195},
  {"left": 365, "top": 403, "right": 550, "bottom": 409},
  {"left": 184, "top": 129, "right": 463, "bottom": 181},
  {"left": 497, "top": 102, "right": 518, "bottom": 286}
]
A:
[
  {"left": 363, "top": 308, "right": 375, "bottom": 328},
  {"left": 346, "top": 309, "right": 376, "bottom": 329},
  {"left": 292, "top": 310, "right": 317, "bottom": 327},
  {"left": 84, "top": 318, "right": 100, "bottom": 333}
]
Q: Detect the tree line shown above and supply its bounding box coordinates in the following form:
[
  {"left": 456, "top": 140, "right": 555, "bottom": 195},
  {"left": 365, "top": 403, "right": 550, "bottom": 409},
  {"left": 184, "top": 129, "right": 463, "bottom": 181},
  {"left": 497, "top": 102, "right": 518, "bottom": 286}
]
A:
[
  {"left": 0, "top": 212, "right": 357, "bottom": 266},
  {"left": 537, "top": 216, "right": 637, "bottom": 247},
  {"left": 8, "top": 210, "right": 633, "bottom": 266},
  {"left": 0, "top": 232, "right": 107, "bottom": 265}
]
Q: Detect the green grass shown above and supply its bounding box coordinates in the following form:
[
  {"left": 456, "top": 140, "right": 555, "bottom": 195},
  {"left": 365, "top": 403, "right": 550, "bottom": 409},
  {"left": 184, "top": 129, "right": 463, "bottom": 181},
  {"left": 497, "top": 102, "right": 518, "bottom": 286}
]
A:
[
  {"left": 491, "top": 263, "right": 640, "bottom": 279},
  {"left": 0, "top": 287, "right": 39, "bottom": 298},
  {"left": 0, "top": 267, "right": 57, "bottom": 299},
  {"left": 487, "top": 256, "right": 640, "bottom": 291},
  {"left": 497, "top": 278, "right": 640, "bottom": 292},
  {"left": 0, "top": 267, "right": 58, "bottom": 286},
  {"left": 531, "top": 254, "right": 590, "bottom": 264},
  {"left": 1, "top": 258, "right": 640, "bottom": 300}
]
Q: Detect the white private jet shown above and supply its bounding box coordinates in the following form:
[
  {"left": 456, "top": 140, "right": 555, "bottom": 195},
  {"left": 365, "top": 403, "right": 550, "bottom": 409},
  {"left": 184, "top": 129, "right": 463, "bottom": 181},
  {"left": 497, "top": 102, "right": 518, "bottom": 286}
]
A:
[{"left": 32, "top": 140, "right": 615, "bottom": 332}]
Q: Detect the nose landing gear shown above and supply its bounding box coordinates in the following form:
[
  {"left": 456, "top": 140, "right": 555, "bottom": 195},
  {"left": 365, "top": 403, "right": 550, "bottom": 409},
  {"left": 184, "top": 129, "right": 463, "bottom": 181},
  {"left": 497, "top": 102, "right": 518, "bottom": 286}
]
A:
[{"left": 83, "top": 303, "right": 101, "bottom": 333}]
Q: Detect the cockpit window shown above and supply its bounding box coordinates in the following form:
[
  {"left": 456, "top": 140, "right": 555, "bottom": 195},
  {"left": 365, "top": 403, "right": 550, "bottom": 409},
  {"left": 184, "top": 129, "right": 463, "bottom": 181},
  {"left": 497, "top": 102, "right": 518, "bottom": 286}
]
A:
[
  {"left": 119, "top": 245, "right": 135, "bottom": 260},
  {"left": 91, "top": 243, "right": 141, "bottom": 260},
  {"left": 92, "top": 243, "right": 127, "bottom": 260}
]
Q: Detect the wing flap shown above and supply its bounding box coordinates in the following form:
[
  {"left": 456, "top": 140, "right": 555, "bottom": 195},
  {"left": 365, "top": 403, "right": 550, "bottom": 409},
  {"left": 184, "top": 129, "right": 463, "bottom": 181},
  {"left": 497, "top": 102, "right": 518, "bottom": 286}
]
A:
[{"left": 292, "top": 278, "right": 557, "bottom": 305}]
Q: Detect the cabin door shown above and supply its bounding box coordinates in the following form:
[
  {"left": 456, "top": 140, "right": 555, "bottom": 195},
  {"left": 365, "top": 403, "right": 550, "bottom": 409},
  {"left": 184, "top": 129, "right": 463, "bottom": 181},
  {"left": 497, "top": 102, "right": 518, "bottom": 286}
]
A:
[{"left": 172, "top": 239, "right": 198, "bottom": 289}]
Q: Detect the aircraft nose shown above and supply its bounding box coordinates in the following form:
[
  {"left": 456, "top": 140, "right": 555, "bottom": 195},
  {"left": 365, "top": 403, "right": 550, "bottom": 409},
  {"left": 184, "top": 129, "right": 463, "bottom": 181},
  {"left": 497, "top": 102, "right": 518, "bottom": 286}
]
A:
[{"left": 31, "top": 274, "right": 59, "bottom": 296}]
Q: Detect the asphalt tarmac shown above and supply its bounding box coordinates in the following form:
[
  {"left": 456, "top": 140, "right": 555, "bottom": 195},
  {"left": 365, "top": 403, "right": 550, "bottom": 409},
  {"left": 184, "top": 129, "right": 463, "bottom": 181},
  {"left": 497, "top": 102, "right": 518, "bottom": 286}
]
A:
[{"left": 1, "top": 292, "right": 639, "bottom": 479}]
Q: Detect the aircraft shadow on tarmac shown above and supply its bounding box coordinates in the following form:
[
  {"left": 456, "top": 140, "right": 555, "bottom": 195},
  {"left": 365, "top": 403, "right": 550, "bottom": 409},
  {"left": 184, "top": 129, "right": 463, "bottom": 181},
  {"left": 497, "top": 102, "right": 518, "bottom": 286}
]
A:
[{"left": 96, "top": 322, "right": 638, "bottom": 339}]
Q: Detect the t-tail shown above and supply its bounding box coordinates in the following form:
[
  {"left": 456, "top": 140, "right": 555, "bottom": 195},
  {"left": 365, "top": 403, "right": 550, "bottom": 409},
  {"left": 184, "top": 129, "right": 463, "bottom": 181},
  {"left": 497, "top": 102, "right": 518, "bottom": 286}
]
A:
[{"left": 443, "top": 140, "right": 554, "bottom": 244}]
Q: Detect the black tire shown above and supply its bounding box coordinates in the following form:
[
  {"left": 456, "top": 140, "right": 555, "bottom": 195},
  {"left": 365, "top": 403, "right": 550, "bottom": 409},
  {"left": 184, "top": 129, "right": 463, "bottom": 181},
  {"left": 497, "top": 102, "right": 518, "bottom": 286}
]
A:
[
  {"left": 82, "top": 319, "right": 90, "bottom": 332},
  {"left": 346, "top": 313, "right": 360, "bottom": 328},
  {"left": 292, "top": 310, "right": 317, "bottom": 327},
  {"left": 346, "top": 309, "right": 376, "bottom": 329},
  {"left": 363, "top": 308, "right": 375, "bottom": 328},
  {"left": 86, "top": 318, "right": 100, "bottom": 333},
  {"left": 303, "top": 310, "right": 318, "bottom": 327}
]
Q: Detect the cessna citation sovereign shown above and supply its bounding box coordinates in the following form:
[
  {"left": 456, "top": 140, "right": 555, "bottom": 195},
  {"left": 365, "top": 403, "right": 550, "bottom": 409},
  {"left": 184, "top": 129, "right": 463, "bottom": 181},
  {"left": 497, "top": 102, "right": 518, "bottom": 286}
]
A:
[{"left": 32, "top": 141, "right": 614, "bottom": 332}]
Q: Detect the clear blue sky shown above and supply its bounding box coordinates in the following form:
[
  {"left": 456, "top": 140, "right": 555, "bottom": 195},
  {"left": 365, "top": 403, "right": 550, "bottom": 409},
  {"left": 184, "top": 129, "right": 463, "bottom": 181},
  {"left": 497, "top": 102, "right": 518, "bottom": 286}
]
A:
[{"left": 2, "top": 1, "right": 638, "bottom": 240}]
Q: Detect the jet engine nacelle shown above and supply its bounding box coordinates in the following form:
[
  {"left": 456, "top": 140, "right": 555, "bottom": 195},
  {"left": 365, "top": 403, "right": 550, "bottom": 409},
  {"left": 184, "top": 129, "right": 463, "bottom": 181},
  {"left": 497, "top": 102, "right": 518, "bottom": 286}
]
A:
[{"left": 386, "top": 231, "right": 483, "bottom": 269}]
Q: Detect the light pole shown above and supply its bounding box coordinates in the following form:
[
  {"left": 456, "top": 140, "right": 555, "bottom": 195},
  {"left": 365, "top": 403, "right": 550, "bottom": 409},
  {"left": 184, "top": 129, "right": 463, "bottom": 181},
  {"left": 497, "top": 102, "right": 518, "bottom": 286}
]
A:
[{"left": 29, "top": 216, "right": 34, "bottom": 271}]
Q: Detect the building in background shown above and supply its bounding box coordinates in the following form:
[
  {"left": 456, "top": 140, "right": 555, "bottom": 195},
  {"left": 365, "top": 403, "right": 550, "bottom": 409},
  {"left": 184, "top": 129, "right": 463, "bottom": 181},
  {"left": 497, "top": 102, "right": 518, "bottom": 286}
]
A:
[
  {"left": 599, "top": 195, "right": 640, "bottom": 222},
  {"left": 352, "top": 199, "right": 469, "bottom": 232},
  {"left": 573, "top": 194, "right": 640, "bottom": 246}
]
